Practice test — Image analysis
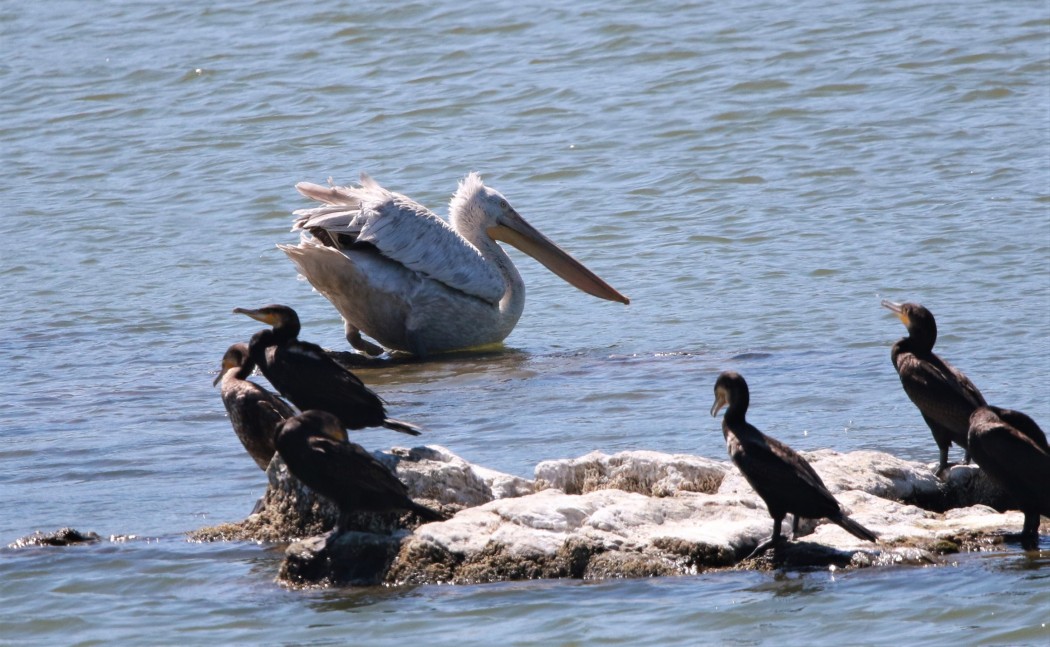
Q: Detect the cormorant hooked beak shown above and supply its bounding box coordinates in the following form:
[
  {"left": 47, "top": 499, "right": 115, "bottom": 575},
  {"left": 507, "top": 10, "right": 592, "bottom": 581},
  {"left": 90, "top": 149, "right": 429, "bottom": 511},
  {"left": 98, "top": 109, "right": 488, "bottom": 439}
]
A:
[
  {"left": 233, "top": 306, "right": 278, "bottom": 326},
  {"left": 710, "top": 390, "right": 728, "bottom": 417},
  {"left": 880, "top": 299, "right": 909, "bottom": 326}
]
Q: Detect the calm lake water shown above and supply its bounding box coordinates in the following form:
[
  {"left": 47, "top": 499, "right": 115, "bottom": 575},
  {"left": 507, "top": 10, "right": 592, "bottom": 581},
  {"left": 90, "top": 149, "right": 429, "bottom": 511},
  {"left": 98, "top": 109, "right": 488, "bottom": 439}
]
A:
[{"left": 2, "top": 0, "right": 1048, "bottom": 644}]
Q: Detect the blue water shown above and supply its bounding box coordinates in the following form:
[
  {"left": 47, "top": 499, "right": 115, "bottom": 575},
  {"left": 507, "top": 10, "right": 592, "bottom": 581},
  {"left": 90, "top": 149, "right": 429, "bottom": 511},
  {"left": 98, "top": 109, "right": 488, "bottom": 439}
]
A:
[{"left": 2, "top": 0, "right": 1048, "bottom": 644}]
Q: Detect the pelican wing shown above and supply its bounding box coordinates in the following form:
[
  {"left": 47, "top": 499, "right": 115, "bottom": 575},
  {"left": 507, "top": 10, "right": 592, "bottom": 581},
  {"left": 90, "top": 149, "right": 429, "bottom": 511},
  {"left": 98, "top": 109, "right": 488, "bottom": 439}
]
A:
[{"left": 293, "top": 175, "right": 505, "bottom": 304}]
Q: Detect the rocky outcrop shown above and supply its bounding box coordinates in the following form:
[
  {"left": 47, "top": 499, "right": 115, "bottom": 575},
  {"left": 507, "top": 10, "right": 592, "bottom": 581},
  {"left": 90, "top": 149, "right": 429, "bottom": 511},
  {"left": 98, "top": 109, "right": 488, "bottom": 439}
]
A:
[
  {"left": 189, "top": 445, "right": 534, "bottom": 543},
  {"left": 190, "top": 446, "right": 1042, "bottom": 587},
  {"left": 8, "top": 528, "right": 102, "bottom": 548},
  {"left": 535, "top": 450, "right": 729, "bottom": 497}
]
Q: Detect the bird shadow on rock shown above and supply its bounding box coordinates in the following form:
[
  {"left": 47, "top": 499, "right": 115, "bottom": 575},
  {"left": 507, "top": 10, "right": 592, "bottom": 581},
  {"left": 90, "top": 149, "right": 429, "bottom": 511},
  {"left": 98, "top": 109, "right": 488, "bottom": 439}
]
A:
[{"left": 733, "top": 540, "right": 871, "bottom": 572}]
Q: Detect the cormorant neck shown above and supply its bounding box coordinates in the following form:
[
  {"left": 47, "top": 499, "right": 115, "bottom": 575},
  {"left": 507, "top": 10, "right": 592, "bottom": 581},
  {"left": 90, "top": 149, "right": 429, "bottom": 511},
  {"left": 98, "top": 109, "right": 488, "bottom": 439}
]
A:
[
  {"left": 273, "top": 318, "right": 300, "bottom": 343},
  {"left": 234, "top": 355, "right": 257, "bottom": 381},
  {"left": 724, "top": 393, "right": 749, "bottom": 424},
  {"left": 903, "top": 327, "right": 935, "bottom": 355},
  {"left": 247, "top": 329, "right": 275, "bottom": 365}
]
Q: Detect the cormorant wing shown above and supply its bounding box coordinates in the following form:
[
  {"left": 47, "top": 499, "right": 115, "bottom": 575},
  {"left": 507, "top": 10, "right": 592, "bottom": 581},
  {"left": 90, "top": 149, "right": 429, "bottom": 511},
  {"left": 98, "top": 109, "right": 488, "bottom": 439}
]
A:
[
  {"left": 229, "top": 383, "right": 296, "bottom": 429},
  {"left": 988, "top": 406, "right": 1049, "bottom": 452},
  {"left": 937, "top": 356, "right": 987, "bottom": 407},
  {"left": 307, "top": 436, "right": 412, "bottom": 500},
  {"left": 729, "top": 426, "right": 838, "bottom": 510},
  {"left": 972, "top": 423, "right": 1050, "bottom": 515},
  {"left": 895, "top": 353, "right": 986, "bottom": 419},
  {"left": 269, "top": 341, "right": 383, "bottom": 410}
]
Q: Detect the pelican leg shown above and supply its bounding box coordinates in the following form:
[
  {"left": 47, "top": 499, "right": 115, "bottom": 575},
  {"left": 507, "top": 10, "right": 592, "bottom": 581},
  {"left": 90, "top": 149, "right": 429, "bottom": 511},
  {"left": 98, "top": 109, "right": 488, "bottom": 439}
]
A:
[{"left": 344, "top": 320, "right": 385, "bottom": 357}]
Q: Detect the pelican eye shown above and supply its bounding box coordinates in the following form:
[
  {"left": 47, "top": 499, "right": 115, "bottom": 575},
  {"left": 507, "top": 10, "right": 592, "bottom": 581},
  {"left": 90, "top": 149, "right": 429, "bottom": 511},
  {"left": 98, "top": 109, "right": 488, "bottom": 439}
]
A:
[{"left": 499, "top": 200, "right": 508, "bottom": 209}]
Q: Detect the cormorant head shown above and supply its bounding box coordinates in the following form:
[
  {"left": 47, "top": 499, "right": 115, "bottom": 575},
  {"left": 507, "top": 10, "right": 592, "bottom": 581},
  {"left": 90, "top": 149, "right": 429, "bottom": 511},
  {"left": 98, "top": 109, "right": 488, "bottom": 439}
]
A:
[
  {"left": 281, "top": 410, "right": 349, "bottom": 443},
  {"left": 881, "top": 300, "right": 937, "bottom": 346},
  {"left": 980, "top": 406, "right": 1049, "bottom": 451},
  {"left": 968, "top": 406, "right": 1001, "bottom": 430},
  {"left": 233, "top": 304, "right": 300, "bottom": 328},
  {"left": 711, "top": 371, "right": 749, "bottom": 417},
  {"left": 213, "top": 342, "right": 251, "bottom": 386}
]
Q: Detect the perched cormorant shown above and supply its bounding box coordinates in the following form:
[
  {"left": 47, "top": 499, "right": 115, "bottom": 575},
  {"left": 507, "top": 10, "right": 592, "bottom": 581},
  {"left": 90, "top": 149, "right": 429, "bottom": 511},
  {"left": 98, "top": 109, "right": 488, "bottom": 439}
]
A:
[
  {"left": 882, "top": 300, "right": 986, "bottom": 476},
  {"left": 981, "top": 406, "right": 1049, "bottom": 452},
  {"left": 275, "top": 410, "right": 446, "bottom": 530},
  {"left": 233, "top": 304, "right": 421, "bottom": 436},
  {"left": 968, "top": 406, "right": 1049, "bottom": 549},
  {"left": 214, "top": 342, "right": 296, "bottom": 470},
  {"left": 710, "top": 371, "right": 878, "bottom": 558}
]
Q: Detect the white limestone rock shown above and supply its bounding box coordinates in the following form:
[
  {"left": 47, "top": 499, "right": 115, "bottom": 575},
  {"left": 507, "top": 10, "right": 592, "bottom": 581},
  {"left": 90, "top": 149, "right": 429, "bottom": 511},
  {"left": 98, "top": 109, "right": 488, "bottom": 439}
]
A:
[
  {"left": 188, "top": 444, "right": 1043, "bottom": 585},
  {"left": 378, "top": 445, "right": 535, "bottom": 508},
  {"left": 534, "top": 450, "right": 729, "bottom": 497},
  {"left": 385, "top": 448, "right": 1041, "bottom": 584},
  {"left": 190, "top": 444, "right": 532, "bottom": 542}
]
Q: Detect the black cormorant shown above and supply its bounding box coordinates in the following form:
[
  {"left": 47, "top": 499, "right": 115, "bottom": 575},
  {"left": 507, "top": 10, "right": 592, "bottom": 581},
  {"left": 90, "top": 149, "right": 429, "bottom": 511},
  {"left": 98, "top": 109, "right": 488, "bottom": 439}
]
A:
[
  {"left": 968, "top": 405, "right": 1049, "bottom": 549},
  {"left": 214, "top": 342, "right": 297, "bottom": 470},
  {"left": 882, "top": 300, "right": 986, "bottom": 475},
  {"left": 710, "top": 371, "right": 878, "bottom": 558},
  {"left": 275, "top": 410, "right": 446, "bottom": 530},
  {"left": 233, "top": 304, "right": 421, "bottom": 436}
]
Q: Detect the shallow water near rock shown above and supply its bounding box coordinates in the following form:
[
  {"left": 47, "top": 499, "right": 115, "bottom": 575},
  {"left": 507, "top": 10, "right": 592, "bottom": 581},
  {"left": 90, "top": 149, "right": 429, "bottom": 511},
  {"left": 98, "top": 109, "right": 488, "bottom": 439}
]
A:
[{"left": 2, "top": 0, "right": 1048, "bottom": 644}]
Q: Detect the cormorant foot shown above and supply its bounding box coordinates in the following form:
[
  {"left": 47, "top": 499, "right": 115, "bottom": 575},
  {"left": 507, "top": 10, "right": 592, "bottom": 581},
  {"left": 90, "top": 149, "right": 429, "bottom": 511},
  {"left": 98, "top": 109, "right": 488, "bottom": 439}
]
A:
[
  {"left": 934, "top": 462, "right": 958, "bottom": 481},
  {"left": 745, "top": 535, "right": 785, "bottom": 561},
  {"left": 1002, "top": 531, "right": 1042, "bottom": 551}
]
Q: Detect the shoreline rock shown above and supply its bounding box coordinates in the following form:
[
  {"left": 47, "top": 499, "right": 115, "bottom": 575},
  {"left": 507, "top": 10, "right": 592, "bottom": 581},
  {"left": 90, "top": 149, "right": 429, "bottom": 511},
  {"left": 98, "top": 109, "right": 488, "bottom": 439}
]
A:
[
  {"left": 8, "top": 528, "right": 102, "bottom": 548},
  {"left": 188, "top": 446, "right": 1044, "bottom": 587}
]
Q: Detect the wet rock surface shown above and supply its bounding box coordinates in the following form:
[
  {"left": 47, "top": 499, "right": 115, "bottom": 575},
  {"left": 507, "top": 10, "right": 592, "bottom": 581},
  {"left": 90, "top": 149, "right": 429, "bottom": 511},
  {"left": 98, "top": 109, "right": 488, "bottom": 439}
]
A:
[
  {"left": 189, "top": 446, "right": 1043, "bottom": 587},
  {"left": 8, "top": 527, "right": 103, "bottom": 548}
]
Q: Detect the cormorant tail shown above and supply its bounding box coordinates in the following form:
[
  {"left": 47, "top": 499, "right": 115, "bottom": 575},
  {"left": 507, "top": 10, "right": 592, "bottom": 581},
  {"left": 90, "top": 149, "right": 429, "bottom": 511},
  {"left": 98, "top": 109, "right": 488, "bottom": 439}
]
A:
[
  {"left": 383, "top": 417, "right": 423, "bottom": 436},
  {"left": 833, "top": 514, "right": 878, "bottom": 543},
  {"left": 411, "top": 501, "right": 448, "bottom": 522}
]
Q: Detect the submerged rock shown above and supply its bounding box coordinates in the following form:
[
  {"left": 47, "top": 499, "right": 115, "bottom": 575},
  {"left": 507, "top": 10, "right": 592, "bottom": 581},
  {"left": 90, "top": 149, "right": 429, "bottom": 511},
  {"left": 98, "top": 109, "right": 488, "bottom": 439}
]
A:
[
  {"left": 190, "top": 445, "right": 1045, "bottom": 586},
  {"left": 9, "top": 528, "right": 102, "bottom": 548},
  {"left": 279, "top": 531, "right": 408, "bottom": 587}
]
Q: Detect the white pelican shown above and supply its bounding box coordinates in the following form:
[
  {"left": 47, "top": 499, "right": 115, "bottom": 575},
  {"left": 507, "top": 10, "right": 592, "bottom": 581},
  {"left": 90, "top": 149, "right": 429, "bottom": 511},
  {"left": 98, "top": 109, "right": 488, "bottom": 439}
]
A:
[{"left": 278, "top": 172, "right": 629, "bottom": 356}]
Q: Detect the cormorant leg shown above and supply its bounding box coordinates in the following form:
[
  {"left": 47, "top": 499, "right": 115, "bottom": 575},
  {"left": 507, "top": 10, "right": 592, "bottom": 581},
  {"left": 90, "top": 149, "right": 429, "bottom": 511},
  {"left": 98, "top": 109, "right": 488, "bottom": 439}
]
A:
[
  {"left": 924, "top": 415, "right": 955, "bottom": 478},
  {"left": 344, "top": 320, "right": 384, "bottom": 357},
  {"left": 790, "top": 514, "right": 800, "bottom": 539},
  {"left": 332, "top": 511, "right": 351, "bottom": 537},
  {"left": 934, "top": 441, "right": 953, "bottom": 480},
  {"left": 1020, "top": 512, "right": 1041, "bottom": 550},
  {"left": 770, "top": 516, "right": 787, "bottom": 561},
  {"left": 745, "top": 516, "right": 785, "bottom": 560}
]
